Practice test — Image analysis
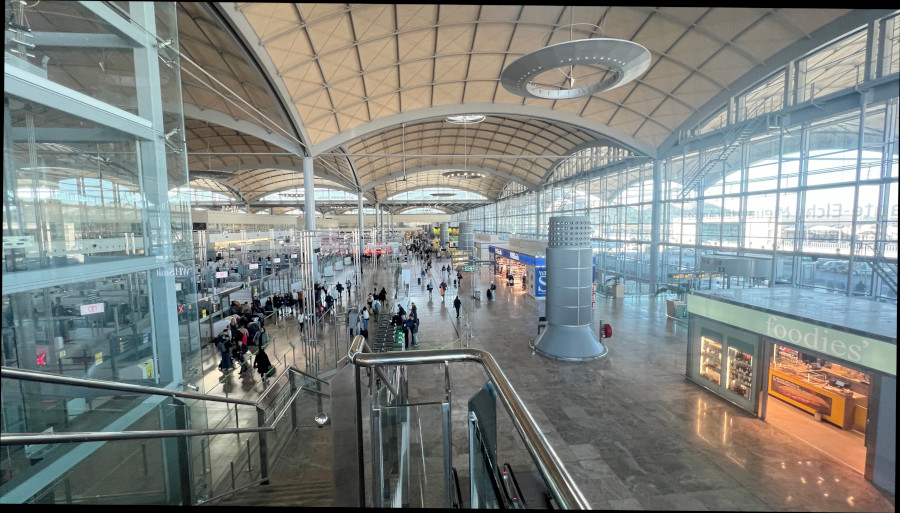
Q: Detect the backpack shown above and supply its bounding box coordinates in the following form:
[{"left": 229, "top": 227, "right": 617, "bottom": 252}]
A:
[{"left": 251, "top": 328, "right": 262, "bottom": 345}]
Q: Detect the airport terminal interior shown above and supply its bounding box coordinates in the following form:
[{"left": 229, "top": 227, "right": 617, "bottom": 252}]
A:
[{"left": 2, "top": 2, "right": 898, "bottom": 509}]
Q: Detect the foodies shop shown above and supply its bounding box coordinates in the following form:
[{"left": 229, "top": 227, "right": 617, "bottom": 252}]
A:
[{"left": 684, "top": 289, "right": 895, "bottom": 492}]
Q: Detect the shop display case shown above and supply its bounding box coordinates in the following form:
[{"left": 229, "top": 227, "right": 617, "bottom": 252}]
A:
[
  {"left": 726, "top": 347, "right": 753, "bottom": 400},
  {"left": 700, "top": 336, "right": 722, "bottom": 385},
  {"left": 768, "top": 344, "right": 868, "bottom": 430}
]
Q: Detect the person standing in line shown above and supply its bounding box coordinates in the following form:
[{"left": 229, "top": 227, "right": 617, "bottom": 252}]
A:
[
  {"left": 330, "top": 285, "right": 340, "bottom": 306},
  {"left": 453, "top": 296, "right": 462, "bottom": 318},
  {"left": 216, "top": 330, "right": 233, "bottom": 371}
]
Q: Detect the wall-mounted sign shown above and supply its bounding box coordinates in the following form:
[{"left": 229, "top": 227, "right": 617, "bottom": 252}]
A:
[
  {"left": 174, "top": 282, "right": 182, "bottom": 291},
  {"left": 668, "top": 272, "right": 723, "bottom": 279},
  {"left": 274, "top": 258, "right": 281, "bottom": 263},
  {"left": 215, "top": 271, "right": 228, "bottom": 278},
  {"left": 80, "top": 302, "right": 105, "bottom": 316},
  {"left": 249, "top": 263, "right": 259, "bottom": 269},
  {"left": 291, "top": 254, "right": 298, "bottom": 258}
]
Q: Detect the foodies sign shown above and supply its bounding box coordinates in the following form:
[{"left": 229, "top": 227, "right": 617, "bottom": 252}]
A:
[{"left": 688, "top": 295, "right": 896, "bottom": 376}]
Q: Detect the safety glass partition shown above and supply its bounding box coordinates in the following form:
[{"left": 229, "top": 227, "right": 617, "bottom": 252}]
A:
[
  {"left": 1, "top": 376, "right": 178, "bottom": 504},
  {"left": 4, "top": 103, "right": 145, "bottom": 273},
  {"left": 371, "top": 401, "right": 449, "bottom": 508},
  {"left": 1, "top": 269, "right": 157, "bottom": 382}
]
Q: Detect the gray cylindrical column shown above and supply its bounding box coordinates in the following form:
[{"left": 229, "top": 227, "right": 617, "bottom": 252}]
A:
[
  {"left": 458, "top": 222, "right": 474, "bottom": 265},
  {"left": 532, "top": 216, "right": 607, "bottom": 361},
  {"left": 458, "top": 222, "right": 473, "bottom": 252},
  {"left": 440, "top": 222, "right": 449, "bottom": 245}
]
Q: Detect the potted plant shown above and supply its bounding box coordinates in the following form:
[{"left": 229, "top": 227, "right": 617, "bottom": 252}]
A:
[
  {"left": 654, "top": 284, "right": 688, "bottom": 318},
  {"left": 604, "top": 275, "right": 625, "bottom": 298}
]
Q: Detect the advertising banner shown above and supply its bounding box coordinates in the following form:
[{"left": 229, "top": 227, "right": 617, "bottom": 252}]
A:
[{"left": 535, "top": 267, "right": 546, "bottom": 298}]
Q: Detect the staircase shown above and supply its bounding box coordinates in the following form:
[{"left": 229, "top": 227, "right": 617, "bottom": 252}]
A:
[
  {"left": 371, "top": 302, "right": 402, "bottom": 352},
  {"left": 864, "top": 243, "right": 898, "bottom": 296},
  {"left": 680, "top": 116, "right": 766, "bottom": 197},
  {"left": 201, "top": 422, "right": 336, "bottom": 507}
]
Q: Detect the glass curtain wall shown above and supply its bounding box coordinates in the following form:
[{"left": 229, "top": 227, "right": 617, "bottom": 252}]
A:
[
  {"left": 455, "top": 13, "right": 899, "bottom": 302},
  {"left": 3, "top": 1, "right": 204, "bottom": 503}
]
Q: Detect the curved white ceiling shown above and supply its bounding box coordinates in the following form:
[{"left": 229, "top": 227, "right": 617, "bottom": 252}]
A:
[{"left": 171, "top": 4, "right": 888, "bottom": 208}]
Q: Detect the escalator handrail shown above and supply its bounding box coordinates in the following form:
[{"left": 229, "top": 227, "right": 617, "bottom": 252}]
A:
[
  {"left": 347, "top": 336, "right": 590, "bottom": 510},
  {"left": 451, "top": 466, "right": 463, "bottom": 508}
]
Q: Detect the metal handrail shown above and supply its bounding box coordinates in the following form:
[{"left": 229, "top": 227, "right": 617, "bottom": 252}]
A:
[
  {"left": 2, "top": 427, "right": 273, "bottom": 446},
  {"left": 0, "top": 366, "right": 256, "bottom": 406},
  {"left": 347, "top": 336, "right": 590, "bottom": 510}
]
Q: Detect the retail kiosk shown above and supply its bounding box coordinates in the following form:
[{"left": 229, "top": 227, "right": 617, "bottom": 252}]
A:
[{"left": 685, "top": 288, "right": 895, "bottom": 492}]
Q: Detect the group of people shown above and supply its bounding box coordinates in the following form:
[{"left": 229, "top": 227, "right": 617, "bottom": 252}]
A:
[
  {"left": 390, "top": 301, "right": 420, "bottom": 347},
  {"left": 214, "top": 311, "right": 273, "bottom": 385}
]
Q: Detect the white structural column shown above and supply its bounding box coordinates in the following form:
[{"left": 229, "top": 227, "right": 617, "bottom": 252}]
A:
[
  {"left": 358, "top": 194, "right": 365, "bottom": 256},
  {"left": 649, "top": 160, "right": 661, "bottom": 290},
  {"left": 535, "top": 189, "right": 543, "bottom": 238},
  {"left": 303, "top": 156, "right": 316, "bottom": 231}
]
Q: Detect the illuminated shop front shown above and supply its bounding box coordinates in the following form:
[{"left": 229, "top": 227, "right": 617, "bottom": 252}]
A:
[
  {"left": 489, "top": 246, "right": 545, "bottom": 299},
  {"left": 686, "top": 288, "right": 895, "bottom": 491}
]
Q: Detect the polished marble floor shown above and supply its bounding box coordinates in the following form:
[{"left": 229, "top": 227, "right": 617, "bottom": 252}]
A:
[{"left": 203, "top": 255, "right": 896, "bottom": 511}]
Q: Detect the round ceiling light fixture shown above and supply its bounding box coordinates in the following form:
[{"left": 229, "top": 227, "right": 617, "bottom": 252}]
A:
[
  {"left": 500, "top": 38, "right": 650, "bottom": 100},
  {"left": 442, "top": 170, "right": 484, "bottom": 179},
  {"left": 444, "top": 114, "right": 485, "bottom": 124}
]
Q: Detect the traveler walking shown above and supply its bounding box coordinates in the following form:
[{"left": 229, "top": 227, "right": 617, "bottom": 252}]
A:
[
  {"left": 253, "top": 347, "right": 273, "bottom": 387},
  {"left": 453, "top": 296, "right": 462, "bottom": 318},
  {"left": 409, "top": 302, "right": 419, "bottom": 346}
]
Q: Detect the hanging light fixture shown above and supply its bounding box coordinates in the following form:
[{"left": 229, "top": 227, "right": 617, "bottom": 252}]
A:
[
  {"left": 442, "top": 118, "right": 484, "bottom": 180},
  {"left": 442, "top": 170, "right": 484, "bottom": 179},
  {"left": 500, "top": 13, "right": 650, "bottom": 100}
]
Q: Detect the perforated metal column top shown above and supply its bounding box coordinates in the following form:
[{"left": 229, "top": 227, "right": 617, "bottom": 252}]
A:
[{"left": 533, "top": 216, "right": 607, "bottom": 361}]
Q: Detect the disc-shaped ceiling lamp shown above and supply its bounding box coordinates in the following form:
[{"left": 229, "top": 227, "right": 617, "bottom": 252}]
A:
[{"left": 500, "top": 38, "right": 650, "bottom": 100}]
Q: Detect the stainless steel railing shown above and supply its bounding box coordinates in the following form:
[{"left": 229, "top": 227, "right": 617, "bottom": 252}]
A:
[
  {"left": 0, "top": 365, "right": 330, "bottom": 505},
  {"left": 347, "top": 335, "right": 591, "bottom": 510}
]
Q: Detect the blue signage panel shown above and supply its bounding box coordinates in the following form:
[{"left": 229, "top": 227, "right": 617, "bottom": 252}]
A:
[
  {"left": 535, "top": 267, "right": 546, "bottom": 297},
  {"left": 489, "top": 246, "right": 545, "bottom": 267}
]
